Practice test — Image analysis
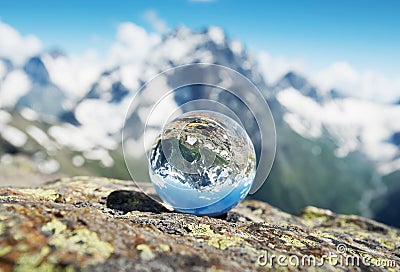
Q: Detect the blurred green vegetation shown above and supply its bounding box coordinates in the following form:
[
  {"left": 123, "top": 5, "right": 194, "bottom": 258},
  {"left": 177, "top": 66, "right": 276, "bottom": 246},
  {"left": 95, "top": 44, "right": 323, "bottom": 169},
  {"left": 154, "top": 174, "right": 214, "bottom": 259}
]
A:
[{"left": 252, "top": 121, "right": 375, "bottom": 216}]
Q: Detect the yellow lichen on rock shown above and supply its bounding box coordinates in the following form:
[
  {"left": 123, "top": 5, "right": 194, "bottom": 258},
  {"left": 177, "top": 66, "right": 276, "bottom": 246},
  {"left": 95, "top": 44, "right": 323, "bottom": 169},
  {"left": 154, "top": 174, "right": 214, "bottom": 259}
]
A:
[
  {"left": 187, "top": 223, "right": 243, "bottom": 250},
  {"left": 41, "top": 219, "right": 114, "bottom": 265},
  {"left": 0, "top": 177, "right": 399, "bottom": 271},
  {"left": 18, "top": 188, "right": 60, "bottom": 201},
  {"left": 14, "top": 246, "right": 52, "bottom": 272}
]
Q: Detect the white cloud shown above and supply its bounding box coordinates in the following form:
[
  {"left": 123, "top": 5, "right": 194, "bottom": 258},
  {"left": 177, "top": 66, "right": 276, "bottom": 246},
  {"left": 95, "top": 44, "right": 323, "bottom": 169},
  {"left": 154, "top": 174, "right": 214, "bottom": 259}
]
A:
[
  {"left": 106, "top": 22, "right": 161, "bottom": 66},
  {"left": 0, "top": 70, "right": 31, "bottom": 107},
  {"left": 258, "top": 51, "right": 305, "bottom": 84},
  {"left": 143, "top": 10, "right": 169, "bottom": 33},
  {"left": 258, "top": 51, "right": 400, "bottom": 103},
  {"left": 312, "top": 61, "right": 400, "bottom": 103},
  {"left": 0, "top": 21, "right": 42, "bottom": 65}
]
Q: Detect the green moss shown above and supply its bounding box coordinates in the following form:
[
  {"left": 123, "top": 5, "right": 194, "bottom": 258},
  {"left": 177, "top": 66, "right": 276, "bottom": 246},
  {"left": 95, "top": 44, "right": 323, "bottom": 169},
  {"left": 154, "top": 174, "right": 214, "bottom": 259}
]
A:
[
  {"left": 188, "top": 224, "right": 214, "bottom": 236},
  {"left": 158, "top": 244, "right": 170, "bottom": 252},
  {"left": 300, "top": 206, "right": 332, "bottom": 222},
  {"left": 206, "top": 266, "right": 227, "bottom": 272},
  {"left": 188, "top": 224, "right": 243, "bottom": 250},
  {"left": 279, "top": 234, "right": 306, "bottom": 249},
  {"left": 41, "top": 219, "right": 114, "bottom": 265},
  {"left": 19, "top": 188, "right": 59, "bottom": 201},
  {"left": 115, "top": 211, "right": 140, "bottom": 219},
  {"left": 387, "top": 229, "right": 399, "bottom": 240},
  {"left": 347, "top": 231, "right": 371, "bottom": 240},
  {"left": 0, "top": 245, "right": 12, "bottom": 257},
  {"left": 136, "top": 244, "right": 153, "bottom": 254},
  {"left": 16, "top": 244, "right": 30, "bottom": 251},
  {"left": 14, "top": 246, "right": 52, "bottom": 272},
  {"left": 65, "top": 266, "right": 76, "bottom": 272},
  {"left": 50, "top": 228, "right": 114, "bottom": 261},
  {"left": 42, "top": 219, "right": 67, "bottom": 235},
  {"left": 253, "top": 208, "right": 263, "bottom": 216},
  {"left": 136, "top": 244, "right": 155, "bottom": 260},
  {"left": 376, "top": 238, "right": 396, "bottom": 250},
  {"left": 209, "top": 235, "right": 243, "bottom": 250}
]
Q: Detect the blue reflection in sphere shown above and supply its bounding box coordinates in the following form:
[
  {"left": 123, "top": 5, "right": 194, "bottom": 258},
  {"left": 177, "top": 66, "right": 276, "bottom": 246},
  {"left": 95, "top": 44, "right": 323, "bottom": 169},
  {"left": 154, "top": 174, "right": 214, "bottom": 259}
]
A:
[{"left": 149, "top": 111, "right": 256, "bottom": 216}]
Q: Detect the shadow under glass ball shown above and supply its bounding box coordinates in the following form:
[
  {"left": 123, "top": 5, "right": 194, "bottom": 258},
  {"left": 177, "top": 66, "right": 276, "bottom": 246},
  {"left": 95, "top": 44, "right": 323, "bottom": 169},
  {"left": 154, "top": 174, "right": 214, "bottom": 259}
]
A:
[{"left": 149, "top": 111, "right": 256, "bottom": 216}]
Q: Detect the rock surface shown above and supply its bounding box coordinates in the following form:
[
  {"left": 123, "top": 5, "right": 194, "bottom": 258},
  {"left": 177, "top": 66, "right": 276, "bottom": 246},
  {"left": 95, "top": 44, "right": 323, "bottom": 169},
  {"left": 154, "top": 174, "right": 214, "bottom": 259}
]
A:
[{"left": 0, "top": 176, "right": 398, "bottom": 271}]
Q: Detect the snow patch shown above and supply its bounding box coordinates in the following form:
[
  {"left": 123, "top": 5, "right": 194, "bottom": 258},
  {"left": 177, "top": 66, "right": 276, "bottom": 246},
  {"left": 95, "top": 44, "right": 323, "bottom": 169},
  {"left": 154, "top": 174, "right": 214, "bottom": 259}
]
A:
[
  {"left": 42, "top": 51, "right": 102, "bottom": 99},
  {"left": 84, "top": 148, "right": 114, "bottom": 167},
  {"left": 119, "top": 64, "right": 141, "bottom": 91},
  {"left": 38, "top": 159, "right": 60, "bottom": 174},
  {"left": 107, "top": 22, "right": 160, "bottom": 66},
  {"left": 207, "top": 26, "right": 225, "bottom": 46},
  {"left": 283, "top": 112, "right": 322, "bottom": 138},
  {"left": 0, "top": 70, "right": 31, "bottom": 108},
  {"left": 258, "top": 52, "right": 305, "bottom": 84},
  {"left": 48, "top": 124, "right": 116, "bottom": 152},
  {"left": 26, "top": 125, "right": 56, "bottom": 151},
  {"left": 75, "top": 99, "right": 126, "bottom": 135},
  {"left": 186, "top": 136, "right": 197, "bottom": 145},
  {"left": 124, "top": 138, "right": 143, "bottom": 159},
  {"left": 0, "top": 110, "right": 11, "bottom": 125},
  {"left": 0, "top": 61, "right": 6, "bottom": 79},
  {"left": 0, "top": 22, "right": 42, "bottom": 65},
  {"left": 1, "top": 125, "right": 27, "bottom": 147},
  {"left": 230, "top": 40, "right": 243, "bottom": 55},
  {"left": 312, "top": 61, "right": 400, "bottom": 103},
  {"left": 72, "top": 155, "right": 85, "bottom": 167},
  {"left": 20, "top": 107, "right": 39, "bottom": 121},
  {"left": 378, "top": 158, "right": 400, "bottom": 176},
  {"left": 278, "top": 87, "right": 400, "bottom": 172},
  {"left": 0, "top": 154, "right": 13, "bottom": 164}
]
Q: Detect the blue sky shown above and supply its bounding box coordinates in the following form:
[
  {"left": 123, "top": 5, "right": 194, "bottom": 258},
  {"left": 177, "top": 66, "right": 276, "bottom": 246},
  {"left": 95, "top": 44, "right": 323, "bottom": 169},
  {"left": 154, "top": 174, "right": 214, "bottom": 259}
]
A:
[
  {"left": 1, "top": 0, "right": 399, "bottom": 74},
  {"left": 0, "top": 0, "right": 399, "bottom": 101}
]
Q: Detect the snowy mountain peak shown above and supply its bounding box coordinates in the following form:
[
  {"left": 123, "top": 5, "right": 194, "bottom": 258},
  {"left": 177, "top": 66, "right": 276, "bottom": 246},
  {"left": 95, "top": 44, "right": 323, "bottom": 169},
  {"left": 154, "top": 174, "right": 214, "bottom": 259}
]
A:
[
  {"left": 47, "top": 49, "right": 66, "bottom": 59},
  {"left": 0, "top": 58, "right": 13, "bottom": 75},
  {"left": 327, "top": 88, "right": 345, "bottom": 100},
  {"left": 0, "top": 25, "right": 400, "bottom": 178},
  {"left": 23, "top": 56, "right": 50, "bottom": 85},
  {"left": 273, "top": 72, "right": 347, "bottom": 103},
  {"left": 274, "top": 71, "right": 322, "bottom": 101},
  {"left": 390, "top": 132, "right": 400, "bottom": 147},
  {"left": 206, "top": 26, "right": 225, "bottom": 46}
]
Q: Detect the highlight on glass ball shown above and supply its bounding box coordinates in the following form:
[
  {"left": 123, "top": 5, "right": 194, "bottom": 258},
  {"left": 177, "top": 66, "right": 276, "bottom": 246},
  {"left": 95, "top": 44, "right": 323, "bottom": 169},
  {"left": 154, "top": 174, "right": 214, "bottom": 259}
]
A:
[
  {"left": 122, "top": 63, "right": 276, "bottom": 217},
  {"left": 149, "top": 111, "right": 256, "bottom": 216}
]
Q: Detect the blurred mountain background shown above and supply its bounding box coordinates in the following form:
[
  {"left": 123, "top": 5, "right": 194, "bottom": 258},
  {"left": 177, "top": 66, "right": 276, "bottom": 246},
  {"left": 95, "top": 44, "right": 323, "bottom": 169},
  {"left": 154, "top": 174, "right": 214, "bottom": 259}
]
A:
[{"left": 0, "top": 1, "right": 399, "bottom": 227}]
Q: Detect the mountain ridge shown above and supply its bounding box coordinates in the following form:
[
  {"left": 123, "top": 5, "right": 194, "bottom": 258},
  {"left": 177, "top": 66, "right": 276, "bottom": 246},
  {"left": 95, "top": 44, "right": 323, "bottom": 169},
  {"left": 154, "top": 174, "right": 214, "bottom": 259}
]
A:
[{"left": 0, "top": 26, "right": 399, "bottom": 226}]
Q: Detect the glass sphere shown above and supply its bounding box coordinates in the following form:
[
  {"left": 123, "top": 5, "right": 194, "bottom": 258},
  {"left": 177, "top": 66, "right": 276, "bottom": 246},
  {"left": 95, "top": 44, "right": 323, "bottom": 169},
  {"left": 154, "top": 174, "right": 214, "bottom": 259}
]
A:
[{"left": 149, "top": 111, "right": 256, "bottom": 216}]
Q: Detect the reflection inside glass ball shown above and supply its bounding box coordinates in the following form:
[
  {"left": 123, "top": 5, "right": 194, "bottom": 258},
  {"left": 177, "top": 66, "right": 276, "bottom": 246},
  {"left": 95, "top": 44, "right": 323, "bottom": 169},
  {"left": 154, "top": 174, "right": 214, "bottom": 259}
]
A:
[{"left": 149, "top": 111, "right": 256, "bottom": 216}]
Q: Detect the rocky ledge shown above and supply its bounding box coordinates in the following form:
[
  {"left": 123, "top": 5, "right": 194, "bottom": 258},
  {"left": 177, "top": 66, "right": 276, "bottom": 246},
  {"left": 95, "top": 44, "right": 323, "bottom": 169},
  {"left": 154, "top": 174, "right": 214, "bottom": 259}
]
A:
[{"left": 0, "top": 177, "right": 399, "bottom": 271}]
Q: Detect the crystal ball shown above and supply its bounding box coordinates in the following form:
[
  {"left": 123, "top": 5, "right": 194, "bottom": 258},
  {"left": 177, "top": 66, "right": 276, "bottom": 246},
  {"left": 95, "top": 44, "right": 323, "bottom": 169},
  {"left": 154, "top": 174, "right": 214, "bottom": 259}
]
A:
[{"left": 149, "top": 111, "right": 256, "bottom": 216}]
